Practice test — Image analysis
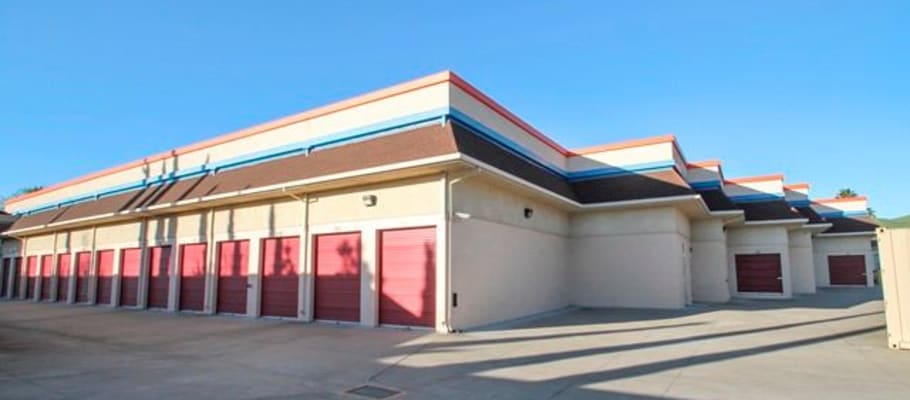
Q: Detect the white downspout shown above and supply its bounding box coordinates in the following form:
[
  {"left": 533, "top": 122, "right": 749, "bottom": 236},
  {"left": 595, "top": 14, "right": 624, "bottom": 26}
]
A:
[{"left": 445, "top": 167, "right": 482, "bottom": 332}]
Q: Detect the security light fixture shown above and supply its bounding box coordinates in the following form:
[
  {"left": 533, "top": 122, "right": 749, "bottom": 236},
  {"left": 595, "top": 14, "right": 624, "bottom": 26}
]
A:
[
  {"left": 524, "top": 207, "right": 534, "bottom": 219},
  {"left": 362, "top": 195, "right": 377, "bottom": 207}
]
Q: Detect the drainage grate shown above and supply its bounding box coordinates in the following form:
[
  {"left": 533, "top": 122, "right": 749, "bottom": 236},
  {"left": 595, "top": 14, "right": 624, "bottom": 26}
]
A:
[{"left": 345, "top": 384, "right": 401, "bottom": 399}]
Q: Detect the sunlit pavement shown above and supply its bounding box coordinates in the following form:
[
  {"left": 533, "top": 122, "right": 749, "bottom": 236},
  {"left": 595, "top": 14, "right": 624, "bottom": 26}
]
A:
[{"left": 1, "top": 287, "right": 907, "bottom": 399}]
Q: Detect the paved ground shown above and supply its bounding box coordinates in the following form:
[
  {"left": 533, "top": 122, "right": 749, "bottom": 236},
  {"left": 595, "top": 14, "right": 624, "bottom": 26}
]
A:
[{"left": 1, "top": 288, "right": 907, "bottom": 399}]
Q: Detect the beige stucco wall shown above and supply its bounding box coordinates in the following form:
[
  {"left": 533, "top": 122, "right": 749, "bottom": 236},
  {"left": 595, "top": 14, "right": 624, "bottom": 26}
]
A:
[
  {"left": 570, "top": 207, "right": 691, "bottom": 309},
  {"left": 450, "top": 178, "right": 569, "bottom": 329},
  {"left": 691, "top": 218, "right": 730, "bottom": 303},
  {"left": 789, "top": 230, "right": 816, "bottom": 294},
  {"left": 24, "top": 234, "right": 55, "bottom": 256},
  {"left": 308, "top": 175, "right": 443, "bottom": 227},
  {"left": 813, "top": 235, "right": 876, "bottom": 287},
  {"left": 727, "top": 225, "right": 792, "bottom": 298}
]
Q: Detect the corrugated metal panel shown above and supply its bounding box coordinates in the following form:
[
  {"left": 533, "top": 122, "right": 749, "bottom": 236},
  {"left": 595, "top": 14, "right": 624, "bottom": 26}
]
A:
[
  {"left": 828, "top": 255, "right": 867, "bottom": 285},
  {"left": 179, "top": 243, "right": 207, "bottom": 311},
  {"left": 735, "top": 254, "right": 783, "bottom": 293},
  {"left": 26, "top": 256, "right": 37, "bottom": 300},
  {"left": 56, "top": 253, "right": 70, "bottom": 301},
  {"left": 878, "top": 228, "right": 910, "bottom": 350},
  {"left": 74, "top": 252, "right": 92, "bottom": 303},
  {"left": 147, "top": 246, "right": 172, "bottom": 309},
  {"left": 379, "top": 227, "right": 436, "bottom": 327},
  {"left": 314, "top": 232, "right": 361, "bottom": 322},
  {"left": 95, "top": 250, "right": 115, "bottom": 305},
  {"left": 40, "top": 255, "right": 53, "bottom": 300},
  {"left": 119, "top": 248, "right": 142, "bottom": 307},
  {"left": 261, "top": 236, "right": 299, "bottom": 318},
  {"left": 217, "top": 240, "right": 249, "bottom": 314}
]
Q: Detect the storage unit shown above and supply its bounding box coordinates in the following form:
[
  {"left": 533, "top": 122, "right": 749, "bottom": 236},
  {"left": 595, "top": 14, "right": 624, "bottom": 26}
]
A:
[
  {"left": 40, "top": 254, "right": 53, "bottom": 300},
  {"left": 95, "top": 250, "right": 115, "bottom": 305},
  {"left": 120, "top": 248, "right": 141, "bottom": 306},
  {"left": 147, "top": 246, "right": 171, "bottom": 309},
  {"left": 216, "top": 240, "right": 249, "bottom": 314},
  {"left": 179, "top": 243, "right": 207, "bottom": 311},
  {"left": 25, "top": 255, "right": 37, "bottom": 299},
  {"left": 878, "top": 228, "right": 910, "bottom": 350},
  {"left": 74, "top": 252, "right": 91, "bottom": 303},
  {"left": 57, "top": 253, "right": 70, "bottom": 302},
  {"left": 828, "top": 255, "right": 867, "bottom": 285},
  {"left": 313, "top": 232, "right": 361, "bottom": 322},
  {"left": 735, "top": 254, "right": 783, "bottom": 293},
  {"left": 260, "top": 236, "right": 299, "bottom": 318},
  {"left": 0, "top": 71, "right": 888, "bottom": 333},
  {"left": 379, "top": 227, "right": 436, "bottom": 327}
]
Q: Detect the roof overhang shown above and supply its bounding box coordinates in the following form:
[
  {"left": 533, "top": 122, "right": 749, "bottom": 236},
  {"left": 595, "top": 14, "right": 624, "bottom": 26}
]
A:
[
  {"left": 738, "top": 218, "right": 810, "bottom": 230},
  {"left": 4, "top": 153, "right": 464, "bottom": 237},
  {"left": 802, "top": 223, "right": 834, "bottom": 234},
  {"left": 815, "top": 231, "right": 877, "bottom": 238}
]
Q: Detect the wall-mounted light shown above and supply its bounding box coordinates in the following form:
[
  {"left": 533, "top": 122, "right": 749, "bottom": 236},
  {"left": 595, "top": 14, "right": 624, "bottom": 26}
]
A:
[
  {"left": 523, "top": 207, "right": 534, "bottom": 219},
  {"left": 362, "top": 195, "right": 377, "bottom": 207}
]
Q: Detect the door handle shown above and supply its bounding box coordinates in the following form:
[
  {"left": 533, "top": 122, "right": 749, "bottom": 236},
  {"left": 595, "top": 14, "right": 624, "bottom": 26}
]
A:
[{"left": 776, "top": 277, "right": 782, "bottom": 280}]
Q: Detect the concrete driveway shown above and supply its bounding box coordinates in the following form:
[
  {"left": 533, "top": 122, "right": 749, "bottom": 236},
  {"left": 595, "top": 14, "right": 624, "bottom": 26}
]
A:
[{"left": 1, "top": 288, "right": 907, "bottom": 399}]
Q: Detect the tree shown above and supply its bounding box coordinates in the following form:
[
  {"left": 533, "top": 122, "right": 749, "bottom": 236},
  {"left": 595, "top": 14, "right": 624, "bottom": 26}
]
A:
[
  {"left": 836, "top": 188, "right": 858, "bottom": 198},
  {"left": 1, "top": 186, "right": 44, "bottom": 210}
]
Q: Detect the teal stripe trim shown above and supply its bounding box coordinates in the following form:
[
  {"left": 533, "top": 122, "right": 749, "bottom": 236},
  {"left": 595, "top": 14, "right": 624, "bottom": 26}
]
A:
[{"left": 18, "top": 107, "right": 684, "bottom": 216}]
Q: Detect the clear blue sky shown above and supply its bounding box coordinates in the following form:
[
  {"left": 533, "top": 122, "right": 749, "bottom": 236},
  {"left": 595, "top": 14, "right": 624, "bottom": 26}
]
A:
[{"left": 1, "top": 1, "right": 907, "bottom": 216}]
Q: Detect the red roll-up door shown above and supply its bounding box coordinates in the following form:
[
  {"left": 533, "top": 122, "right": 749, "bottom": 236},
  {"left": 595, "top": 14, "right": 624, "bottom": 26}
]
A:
[
  {"left": 74, "top": 252, "right": 92, "bottom": 303},
  {"left": 0, "top": 258, "right": 8, "bottom": 298},
  {"left": 314, "top": 232, "right": 361, "bottom": 322},
  {"left": 261, "top": 236, "right": 300, "bottom": 318},
  {"left": 57, "top": 254, "right": 71, "bottom": 302},
  {"left": 829, "top": 255, "right": 867, "bottom": 285},
  {"left": 25, "top": 256, "right": 37, "bottom": 300},
  {"left": 147, "top": 246, "right": 172, "bottom": 309},
  {"left": 12, "top": 257, "right": 22, "bottom": 298},
  {"left": 40, "top": 255, "right": 53, "bottom": 300},
  {"left": 379, "top": 227, "right": 436, "bottom": 327},
  {"left": 179, "top": 243, "right": 207, "bottom": 311},
  {"left": 120, "top": 248, "right": 142, "bottom": 307},
  {"left": 95, "top": 250, "right": 115, "bottom": 305},
  {"left": 736, "top": 254, "right": 783, "bottom": 293},
  {"left": 217, "top": 240, "right": 248, "bottom": 314}
]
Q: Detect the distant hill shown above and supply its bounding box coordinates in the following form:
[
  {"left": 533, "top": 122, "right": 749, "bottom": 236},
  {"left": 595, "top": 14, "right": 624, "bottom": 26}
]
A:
[{"left": 879, "top": 215, "right": 910, "bottom": 229}]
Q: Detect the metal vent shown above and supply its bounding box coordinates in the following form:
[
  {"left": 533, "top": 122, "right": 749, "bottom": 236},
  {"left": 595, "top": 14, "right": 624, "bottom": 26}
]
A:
[{"left": 345, "top": 385, "right": 401, "bottom": 399}]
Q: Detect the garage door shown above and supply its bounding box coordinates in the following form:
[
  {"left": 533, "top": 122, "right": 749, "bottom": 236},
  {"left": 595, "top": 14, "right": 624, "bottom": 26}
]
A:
[
  {"left": 147, "top": 246, "right": 172, "bottom": 309},
  {"left": 314, "top": 232, "right": 361, "bottom": 322},
  {"left": 40, "top": 255, "right": 53, "bottom": 301},
  {"left": 261, "top": 236, "right": 300, "bottom": 318},
  {"left": 57, "top": 254, "right": 71, "bottom": 302},
  {"left": 829, "top": 255, "right": 867, "bottom": 285},
  {"left": 120, "top": 248, "right": 142, "bottom": 307},
  {"left": 179, "top": 243, "right": 207, "bottom": 311},
  {"left": 0, "top": 258, "right": 8, "bottom": 298},
  {"left": 379, "top": 227, "right": 436, "bottom": 327},
  {"left": 25, "top": 256, "right": 37, "bottom": 300},
  {"left": 217, "top": 240, "right": 248, "bottom": 314},
  {"left": 74, "top": 252, "right": 92, "bottom": 303},
  {"left": 12, "top": 257, "right": 21, "bottom": 298},
  {"left": 735, "top": 254, "right": 783, "bottom": 293},
  {"left": 96, "top": 250, "right": 115, "bottom": 305}
]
